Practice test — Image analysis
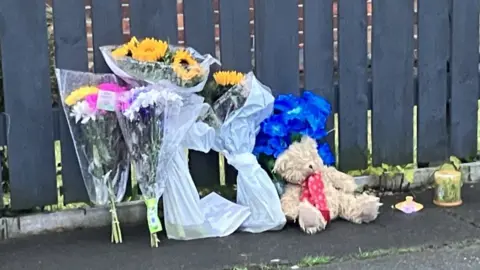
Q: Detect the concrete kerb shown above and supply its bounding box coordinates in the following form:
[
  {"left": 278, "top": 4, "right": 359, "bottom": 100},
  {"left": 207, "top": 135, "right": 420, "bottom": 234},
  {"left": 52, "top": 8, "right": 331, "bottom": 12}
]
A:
[
  {"left": 2, "top": 162, "right": 480, "bottom": 240},
  {"left": 1, "top": 201, "right": 146, "bottom": 240}
]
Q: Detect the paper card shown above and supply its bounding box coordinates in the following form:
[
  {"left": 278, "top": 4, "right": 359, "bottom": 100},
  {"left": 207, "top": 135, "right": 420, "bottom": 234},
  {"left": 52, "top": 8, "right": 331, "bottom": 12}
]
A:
[
  {"left": 96, "top": 90, "right": 117, "bottom": 111},
  {"left": 145, "top": 198, "right": 163, "bottom": 233}
]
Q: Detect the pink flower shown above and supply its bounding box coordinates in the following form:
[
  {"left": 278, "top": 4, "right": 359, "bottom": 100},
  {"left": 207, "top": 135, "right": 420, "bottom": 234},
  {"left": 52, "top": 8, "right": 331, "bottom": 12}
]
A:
[
  {"left": 84, "top": 94, "right": 98, "bottom": 111},
  {"left": 97, "top": 83, "right": 127, "bottom": 93}
]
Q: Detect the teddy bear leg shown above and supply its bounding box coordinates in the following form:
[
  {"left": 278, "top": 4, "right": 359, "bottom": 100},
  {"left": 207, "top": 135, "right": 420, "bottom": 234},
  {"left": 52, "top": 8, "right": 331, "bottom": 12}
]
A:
[
  {"left": 338, "top": 193, "right": 382, "bottom": 224},
  {"left": 322, "top": 167, "right": 358, "bottom": 194},
  {"left": 298, "top": 201, "right": 327, "bottom": 234},
  {"left": 281, "top": 185, "right": 302, "bottom": 222}
]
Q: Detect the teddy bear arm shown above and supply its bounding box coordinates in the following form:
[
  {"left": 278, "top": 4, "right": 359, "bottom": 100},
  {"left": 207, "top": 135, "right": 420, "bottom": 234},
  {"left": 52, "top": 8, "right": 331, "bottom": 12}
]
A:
[
  {"left": 323, "top": 167, "right": 358, "bottom": 194},
  {"left": 281, "top": 185, "right": 302, "bottom": 221}
]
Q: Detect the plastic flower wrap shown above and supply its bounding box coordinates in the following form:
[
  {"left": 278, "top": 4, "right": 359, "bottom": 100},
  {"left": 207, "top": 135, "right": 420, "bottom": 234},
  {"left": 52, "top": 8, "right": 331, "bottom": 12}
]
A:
[
  {"left": 202, "top": 72, "right": 286, "bottom": 233},
  {"left": 253, "top": 91, "right": 335, "bottom": 195},
  {"left": 100, "top": 36, "right": 217, "bottom": 91},
  {"left": 160, "top": 93, "right": 251, "bottom": 241},
  {"left": 116, "top": 85, "right": 185, "bottom": 247},
  {"left": 200, "top": 70, "right": 249, "bottom": 129},
  {"left": 55, "top": 69, "right": 130, "bottom": 244}
]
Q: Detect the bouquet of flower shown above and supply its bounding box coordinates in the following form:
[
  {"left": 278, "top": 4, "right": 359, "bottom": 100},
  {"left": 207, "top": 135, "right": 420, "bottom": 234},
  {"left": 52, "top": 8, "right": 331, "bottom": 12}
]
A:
[
  {"left": 116, "top": 85, "right": 184, "bottom": 247},
  {"left": 56, "top": 69, "right": 130, "bottom": 244},
  {"left": 100, "top": 36, "right": 217, "bottom": 91},
  {"left": 253, "top": 91, "right": 335, "bottom": 195},
  {"left": 200, "top": 71, "right": 286, "bottom": 233},
  {"left": 199, "top": 71, "right": 248, "bottom": 129}
]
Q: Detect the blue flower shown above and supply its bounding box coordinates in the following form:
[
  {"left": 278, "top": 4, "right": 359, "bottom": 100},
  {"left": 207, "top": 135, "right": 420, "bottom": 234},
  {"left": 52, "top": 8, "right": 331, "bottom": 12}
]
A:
[
  {"left": 299, "top": 125, "right": 328, "bottom": 140},
  {"left": 288, "top": 119, "right": 308, "bottom": 132},
  {"left": 302, "top": 91, "right": 332, "bottom": 117},
  {"left": 282, "top": 103, "right": 306, "bottom": 123},
  {"left": 254, "top": 90, "right": 335, "bottom": 168},
  {"left": 261, "top": 115, "right": 288, "bottom": 137},
  {"left": 274, "top": 94, "right": 298, "bottom": 112},
  {"left": 317, "top": 142, "right": 335, "bottom": 166},
  {"left": 268, "top": 137, "right": 289, "bottom": 158}
]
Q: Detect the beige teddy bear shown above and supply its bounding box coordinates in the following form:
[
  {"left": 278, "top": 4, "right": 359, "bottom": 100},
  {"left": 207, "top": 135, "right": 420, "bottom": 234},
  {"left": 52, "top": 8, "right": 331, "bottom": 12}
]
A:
[{"left": 273, "top": 136, "right": 382, "bottom": 234}]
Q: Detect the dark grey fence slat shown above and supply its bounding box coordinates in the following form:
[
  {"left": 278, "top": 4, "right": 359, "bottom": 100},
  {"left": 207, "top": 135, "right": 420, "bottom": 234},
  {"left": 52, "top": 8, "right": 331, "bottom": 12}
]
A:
[
  {"left": 183, "top": 0, "right": 220, "bottom": 187},
  {"left": 91, "top": 0, "right": 124, "bottom": 73},
  {"left": 0, "top": 1, "right": 57, "bottom": 209},
  {"left": 371, "top": 0, "right": 414, "bottom": 166},
  {"left": 219, "top": 0, "right": 251, "bottom": 185},
  {"left": 52, "top": 0, "right": 90, "bottom": 203},
  {"left": 219, "top": 0, "right": 251, "bottom": 73},
  {"left": 183, "top": 0, "right": 216, "bottom": 56},
  {"left": 255, "top": 0, "right": 299, "bottom": 95},
  {"left": 129, "top": 0, "right": 178, "bottom": 43},
  {"left": 0, "top": 114, "right": 6, "bottom": 146},
  {"left": 337, "top": 0, "right": 369, "bottom": 170},
  {"left": 303, "top": 0, "right": 336, "bottom": 158},
  {"left": 450, "top": 0, "right": 479, "bottom": 160},
  {"left": 417, "top": 0, "right": 450, "bottom": 164}
]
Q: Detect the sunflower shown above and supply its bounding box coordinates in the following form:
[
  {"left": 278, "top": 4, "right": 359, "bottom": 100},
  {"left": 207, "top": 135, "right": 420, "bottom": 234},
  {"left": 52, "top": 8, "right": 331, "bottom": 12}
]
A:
[
  {"left": 131, "top": 38, "right": 168, "bottom": 62},
  {"left": 213, "top": 71, "right": 244, "bottom": 86},
  {"left": 111, "top": 37, "right": 139, "bottom": 58},
  {"left": 172, "top": 49, "right": 202, "bottom": 81},
  {"left": 111, "top": 45, "right": 130, "bottom": 58},
  {"left": 126, "top": 36, "right": 139, "bottom": 51},
  {"left": 64, "top": 86, "right": 99, "bottom": 106}
]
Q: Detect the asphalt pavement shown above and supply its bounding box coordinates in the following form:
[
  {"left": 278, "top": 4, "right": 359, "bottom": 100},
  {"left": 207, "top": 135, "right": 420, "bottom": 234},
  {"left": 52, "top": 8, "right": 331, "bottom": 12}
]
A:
[{"left": 1, "top": 184, "right": 480, "bottom": 270}]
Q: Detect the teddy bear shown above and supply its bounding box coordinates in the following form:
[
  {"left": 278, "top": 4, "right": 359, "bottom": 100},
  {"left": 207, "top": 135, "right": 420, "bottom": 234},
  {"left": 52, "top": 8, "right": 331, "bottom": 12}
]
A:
[{"left": 273, "top": 136, "right": 382, "bottom": 234}]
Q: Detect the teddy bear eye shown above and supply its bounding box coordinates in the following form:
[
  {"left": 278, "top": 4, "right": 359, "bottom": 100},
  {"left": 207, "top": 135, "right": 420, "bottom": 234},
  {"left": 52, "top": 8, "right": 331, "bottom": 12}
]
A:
[{"left": 309, "top": 164, "right": 314, "bottom": 169}]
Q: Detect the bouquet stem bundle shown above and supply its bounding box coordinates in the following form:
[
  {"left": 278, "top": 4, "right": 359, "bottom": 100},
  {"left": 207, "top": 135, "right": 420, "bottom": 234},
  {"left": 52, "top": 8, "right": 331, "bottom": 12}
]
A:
[{"left": 108, "top": 181, "right": 122, "bottom": 243}]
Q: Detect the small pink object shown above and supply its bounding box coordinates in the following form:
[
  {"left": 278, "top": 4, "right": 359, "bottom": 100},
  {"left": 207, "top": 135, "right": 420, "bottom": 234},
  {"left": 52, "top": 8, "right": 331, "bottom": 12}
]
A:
[{"left": 395, "top": 196, "right": 424, "bottom": 214}]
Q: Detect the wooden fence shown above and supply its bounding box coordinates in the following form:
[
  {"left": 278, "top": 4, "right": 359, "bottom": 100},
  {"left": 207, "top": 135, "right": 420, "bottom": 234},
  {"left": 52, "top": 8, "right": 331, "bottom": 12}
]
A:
[{"left": 0, "top": 0, "right": 479, "bottom": 211}]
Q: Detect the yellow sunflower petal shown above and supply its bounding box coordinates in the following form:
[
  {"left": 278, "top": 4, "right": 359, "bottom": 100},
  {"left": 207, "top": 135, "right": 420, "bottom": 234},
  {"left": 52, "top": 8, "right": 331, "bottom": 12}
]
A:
[
  {"left": 131, "top": 38, "right": 169, "bottom": 62},
  {"left": 112, "top": 45, "right": 129, "bottom": 58},
  {"left": 213, "top": 71, "right": 244, "bottom": 86},
  {"left": 127, "top": 36, "right": 139, "bottom": 50}
]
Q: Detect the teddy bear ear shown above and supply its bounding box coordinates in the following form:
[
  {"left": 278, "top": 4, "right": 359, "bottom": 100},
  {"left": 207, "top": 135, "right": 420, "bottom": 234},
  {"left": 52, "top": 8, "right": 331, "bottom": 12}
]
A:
[{"left": 300, "top": 136, "right": 318, "bottom": 148}]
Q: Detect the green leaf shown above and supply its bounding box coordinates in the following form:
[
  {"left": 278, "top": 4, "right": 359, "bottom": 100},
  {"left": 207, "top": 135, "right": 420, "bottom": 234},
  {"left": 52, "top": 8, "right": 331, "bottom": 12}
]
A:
[
  {"left": 369, "top": 167, "right": 384, "bottom": 176},
  {"left": 347, "top": 170, "right": 364, "bottom": 177},
  {"left": 404, "top": 168, "right": 415, "bottom": 183},
  {"left": 381, "top": 163, "right": 391, "bottom": 170},
  {"left": 290, "top": 133, "right": 303, "bottom": 143},
  {"left": 449, "top": 156, "right": 462, "bottom": 170}
]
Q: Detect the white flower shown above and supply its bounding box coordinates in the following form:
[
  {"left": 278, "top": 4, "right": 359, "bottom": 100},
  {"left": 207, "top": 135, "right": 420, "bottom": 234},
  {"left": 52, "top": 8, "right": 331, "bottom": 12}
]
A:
[
  {"left": 70, "top": 101, "right": 96, "bottom": 124},
  {"left": 122, "top": 87, "right": 184, "bottom": 120}
]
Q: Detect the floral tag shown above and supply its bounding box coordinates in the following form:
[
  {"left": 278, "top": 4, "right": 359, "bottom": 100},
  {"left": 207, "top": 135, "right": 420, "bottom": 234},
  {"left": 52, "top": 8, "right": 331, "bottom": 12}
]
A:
[
  {"left": 145, "top": 198, "right": 163, "bottom": 234},
  {"left": 96, "top": 90, "right": 117, "bottom": 111}
]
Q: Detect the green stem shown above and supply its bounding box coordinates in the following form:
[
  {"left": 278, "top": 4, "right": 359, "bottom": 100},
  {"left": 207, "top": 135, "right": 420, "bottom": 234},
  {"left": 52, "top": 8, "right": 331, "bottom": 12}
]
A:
[
  {"left": 108, "top": 182, "right": 122, "bottom": 244},
  {"left": 150, "top": 233, "right": 160, "bottom": 248}
]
